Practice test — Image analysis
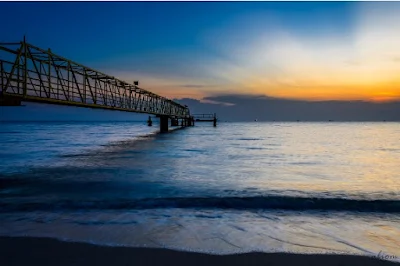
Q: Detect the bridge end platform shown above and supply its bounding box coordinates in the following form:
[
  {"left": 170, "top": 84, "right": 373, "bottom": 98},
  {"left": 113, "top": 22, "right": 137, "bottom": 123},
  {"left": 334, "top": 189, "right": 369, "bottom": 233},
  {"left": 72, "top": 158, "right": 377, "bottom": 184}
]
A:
[{"left": 193, "top": 113, "right": 217, "bottom": 127}]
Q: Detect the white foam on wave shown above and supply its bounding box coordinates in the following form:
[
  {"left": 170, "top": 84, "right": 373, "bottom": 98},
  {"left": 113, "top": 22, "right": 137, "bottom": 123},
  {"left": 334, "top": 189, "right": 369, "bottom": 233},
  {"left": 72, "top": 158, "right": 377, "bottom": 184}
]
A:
[{"left": 1, "top": 208, "right": 399, "bottom": 263}]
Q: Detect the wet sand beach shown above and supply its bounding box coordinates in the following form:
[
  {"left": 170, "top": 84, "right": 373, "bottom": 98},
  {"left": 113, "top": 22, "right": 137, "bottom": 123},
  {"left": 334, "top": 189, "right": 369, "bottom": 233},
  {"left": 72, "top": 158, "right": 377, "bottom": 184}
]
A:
[{"left": 0, "top": 236, "right": 398, "bottom": 266}]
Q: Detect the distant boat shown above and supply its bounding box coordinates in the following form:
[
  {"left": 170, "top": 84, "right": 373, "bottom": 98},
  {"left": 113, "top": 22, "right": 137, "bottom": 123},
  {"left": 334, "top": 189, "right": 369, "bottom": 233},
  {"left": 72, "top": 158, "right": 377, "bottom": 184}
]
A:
[{"left": 254, "top": 119, "right": 258, "bottom": 122}]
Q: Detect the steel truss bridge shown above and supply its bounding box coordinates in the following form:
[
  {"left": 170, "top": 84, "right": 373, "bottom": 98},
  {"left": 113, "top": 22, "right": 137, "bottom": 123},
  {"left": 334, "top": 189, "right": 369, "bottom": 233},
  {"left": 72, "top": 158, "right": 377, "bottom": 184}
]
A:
[{"left": 0, "top": 38, "right": 198, "bottom": 132}]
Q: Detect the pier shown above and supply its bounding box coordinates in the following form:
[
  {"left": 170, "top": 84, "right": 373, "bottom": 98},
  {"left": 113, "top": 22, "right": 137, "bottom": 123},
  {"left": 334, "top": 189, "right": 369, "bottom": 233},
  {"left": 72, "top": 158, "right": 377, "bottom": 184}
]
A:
[
  {"left": 0, "top": 38, "right": 209, "bottom": 133},
  {"left": 193, "top": 113, "right": 217, "bottom": 127}
]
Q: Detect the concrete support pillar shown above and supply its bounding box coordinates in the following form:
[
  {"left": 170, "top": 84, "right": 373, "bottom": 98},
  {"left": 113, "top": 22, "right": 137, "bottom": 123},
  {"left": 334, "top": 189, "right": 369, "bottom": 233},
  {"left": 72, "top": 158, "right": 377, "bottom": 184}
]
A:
[
  {"left": 180, "top": 119, "right": 184, "bottom": 127},
  {"left": 0, "top": 95, "right": 22, "bottom": 106},
  {"left": 160, "top": 115, "right": 169, "bottom": 133},
  {"left": 147, "top": 116, "right": 153, "bottom": 126},
  {"left": 171, "top": 118, "right": 178, "bottom": 127}
]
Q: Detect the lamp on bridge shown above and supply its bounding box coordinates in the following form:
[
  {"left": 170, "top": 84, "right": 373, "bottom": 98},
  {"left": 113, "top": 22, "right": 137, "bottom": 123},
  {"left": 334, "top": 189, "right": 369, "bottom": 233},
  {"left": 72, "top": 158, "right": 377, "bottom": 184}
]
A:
[{"left": 134, "top": 81, "right": 139, "bottom": 86}]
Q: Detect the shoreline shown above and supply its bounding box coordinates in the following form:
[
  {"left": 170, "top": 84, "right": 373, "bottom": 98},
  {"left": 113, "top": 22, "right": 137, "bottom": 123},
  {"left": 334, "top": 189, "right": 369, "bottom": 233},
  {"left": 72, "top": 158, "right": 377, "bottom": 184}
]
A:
[{"left": 0, "top": 236, "right": 398, "bottom": 266}]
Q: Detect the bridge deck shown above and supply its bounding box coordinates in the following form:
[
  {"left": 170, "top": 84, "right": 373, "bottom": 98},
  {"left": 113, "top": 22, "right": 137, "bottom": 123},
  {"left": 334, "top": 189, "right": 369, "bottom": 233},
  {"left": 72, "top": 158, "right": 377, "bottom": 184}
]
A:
[
  {"left": 192, "top": 113, "right": 217, "bottom": 126},
  {"left": 0, "top": 38, "right": 190, "bottom": 118}
]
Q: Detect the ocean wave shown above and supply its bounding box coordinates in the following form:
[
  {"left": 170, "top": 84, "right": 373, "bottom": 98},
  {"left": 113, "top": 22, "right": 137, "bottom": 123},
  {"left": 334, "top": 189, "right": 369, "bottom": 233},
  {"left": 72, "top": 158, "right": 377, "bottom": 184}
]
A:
[{"left": 1, "top": 196, "right": 399, "bottom": 213}]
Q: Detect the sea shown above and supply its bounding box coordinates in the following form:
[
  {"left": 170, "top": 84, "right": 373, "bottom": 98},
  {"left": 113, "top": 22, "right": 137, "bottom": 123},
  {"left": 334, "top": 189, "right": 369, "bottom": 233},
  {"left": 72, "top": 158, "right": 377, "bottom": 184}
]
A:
[{"left": 0, "top": 121, "right": 399, "bottom": 261}]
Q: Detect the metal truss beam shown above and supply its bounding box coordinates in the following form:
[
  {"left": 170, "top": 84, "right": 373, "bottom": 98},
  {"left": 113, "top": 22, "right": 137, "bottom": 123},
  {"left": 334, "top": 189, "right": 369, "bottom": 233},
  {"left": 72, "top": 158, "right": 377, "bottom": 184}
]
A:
[{"left": 0, "top": 38, "right": 190, "bottom": 118}]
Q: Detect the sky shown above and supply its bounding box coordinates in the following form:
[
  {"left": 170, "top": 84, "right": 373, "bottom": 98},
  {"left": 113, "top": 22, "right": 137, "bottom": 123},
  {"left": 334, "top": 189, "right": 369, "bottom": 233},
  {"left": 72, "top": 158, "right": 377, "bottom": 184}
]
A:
[{"left": 1, "top": 2, "right": 400, "bottom": 121}]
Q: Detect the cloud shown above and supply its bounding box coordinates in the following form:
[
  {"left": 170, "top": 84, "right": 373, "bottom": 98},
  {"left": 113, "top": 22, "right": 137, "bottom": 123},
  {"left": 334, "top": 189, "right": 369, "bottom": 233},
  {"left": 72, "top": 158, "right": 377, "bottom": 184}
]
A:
[
  {"left": 179, "top": 84, "right": 210, "bottom": 88},
  {"left": 177, "top": 94, "right": 400, "bottom": 121},
  {"left": 391, "top": 57, "right": 400, "bottom": 62},
  {"left": 200, "top": 98, "right": 235, "bottom": 106}
]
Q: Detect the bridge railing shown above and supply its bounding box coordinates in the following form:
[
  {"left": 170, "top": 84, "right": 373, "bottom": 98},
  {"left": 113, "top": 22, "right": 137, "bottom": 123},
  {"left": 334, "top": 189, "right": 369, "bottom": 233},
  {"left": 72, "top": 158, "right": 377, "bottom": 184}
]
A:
[
  {"left": 192, "top": 113, "right": 216, "bottom": 119},
  {"left": 0, "top": 38, "right": 190, "bottom": 118}
]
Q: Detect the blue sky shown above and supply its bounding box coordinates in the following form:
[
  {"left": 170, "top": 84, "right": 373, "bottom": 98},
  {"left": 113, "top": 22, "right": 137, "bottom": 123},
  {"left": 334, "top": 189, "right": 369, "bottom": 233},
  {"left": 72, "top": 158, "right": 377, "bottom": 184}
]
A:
[{"left": 2, "top": 2, "right": 354, "bottom": 55}]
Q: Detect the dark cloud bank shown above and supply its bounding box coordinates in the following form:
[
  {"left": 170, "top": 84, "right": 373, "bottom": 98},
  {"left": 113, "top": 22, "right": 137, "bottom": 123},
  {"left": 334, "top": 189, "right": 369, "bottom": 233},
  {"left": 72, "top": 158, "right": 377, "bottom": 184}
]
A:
[
  {"left": 1, "top": 94, "right": 399, "bottom": 122},
  {"left": 176, "top": 94, "right": 400, "bottom": 122}
]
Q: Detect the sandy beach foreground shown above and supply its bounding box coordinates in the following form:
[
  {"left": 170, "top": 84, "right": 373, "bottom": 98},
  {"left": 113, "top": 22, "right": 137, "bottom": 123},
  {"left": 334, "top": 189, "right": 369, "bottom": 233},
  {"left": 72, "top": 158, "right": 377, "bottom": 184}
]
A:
[{"left": 0, "top": 236, "right": 398, "bottom": 266}]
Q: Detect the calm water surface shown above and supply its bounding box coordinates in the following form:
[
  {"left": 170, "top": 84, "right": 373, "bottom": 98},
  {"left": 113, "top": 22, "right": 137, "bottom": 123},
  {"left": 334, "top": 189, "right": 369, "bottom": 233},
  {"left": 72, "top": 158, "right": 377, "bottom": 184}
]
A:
[{"left": 0, "top": 121, "right": 399, "bottom": 260}]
